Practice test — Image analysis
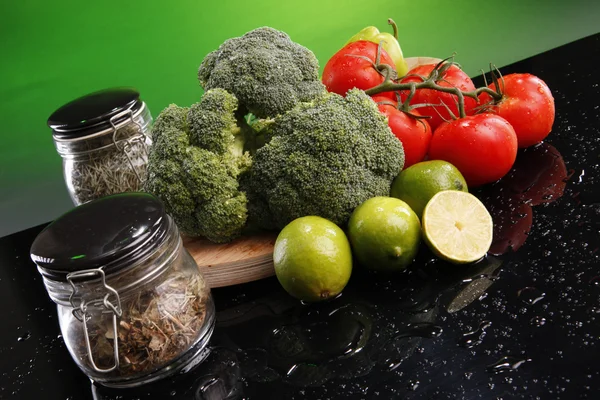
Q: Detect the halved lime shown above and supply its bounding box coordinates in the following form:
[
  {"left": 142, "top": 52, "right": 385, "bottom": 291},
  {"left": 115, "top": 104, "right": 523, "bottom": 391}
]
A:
[{"left": 422, "top": 191, "right": 493, "bottom": 264}]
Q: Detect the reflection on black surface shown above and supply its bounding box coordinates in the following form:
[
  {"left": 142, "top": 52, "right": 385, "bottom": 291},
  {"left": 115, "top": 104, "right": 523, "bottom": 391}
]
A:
[
  {"left": 478, "top": 142, "right": 567, "bottom": 256},
  {"left": 91, "top": 255, "right": 506, "bottom": 400},
  {"left": 500, "top": 142, "right": 568, "bottom": 206}
]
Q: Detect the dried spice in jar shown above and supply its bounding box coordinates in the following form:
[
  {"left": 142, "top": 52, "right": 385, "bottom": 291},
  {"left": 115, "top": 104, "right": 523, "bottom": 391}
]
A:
[
  {"left": 30, "top": 193, "right": 215, "bottom": 388},
  {"left": 48, "top": 88, "right": 153, "bottom": 205},
  {"left": 73, "top": 269, "right": 210, "bottom": 376}
]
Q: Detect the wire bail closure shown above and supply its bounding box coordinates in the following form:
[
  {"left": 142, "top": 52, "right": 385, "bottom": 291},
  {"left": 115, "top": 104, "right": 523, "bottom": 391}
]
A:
[
  {"left": 110, "top": 109, "right": 150, "bottom": 185},
  {"left": 67, "top": 268, "right": 123, "bottom": 373}
]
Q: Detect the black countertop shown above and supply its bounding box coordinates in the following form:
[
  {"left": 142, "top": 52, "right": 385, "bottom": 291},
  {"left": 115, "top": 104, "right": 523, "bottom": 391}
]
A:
[{"left": 1, "top": 34, "right": 599, "bottom": 400}]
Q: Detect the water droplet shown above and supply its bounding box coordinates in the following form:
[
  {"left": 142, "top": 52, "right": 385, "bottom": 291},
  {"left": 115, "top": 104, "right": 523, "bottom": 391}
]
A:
[
  {"left": 394, "top": 323, "right": 443, "bottom": 340},
  {"left": 518, "top": 287, "right": 546, "bottom": 305},
  {"left": 458, "top": 321, "right": 491, "bottom": 348},
  {"left": 462, "top": 273, "right": 500, "bottom": 283},
  {"left": 286, "top": 364, "right": 298, "bottom": 377},
  {"left": 531, "top": 316, "right": 547, "bottom": 326},
  {"left": 486, "top": 356, "right": 531, "bottom": 374},
  {"left": 407, "top": 379, "right": 420, "bottom": 391},
  {"left": 195, "top": 377, "right": 227, "bottom": 400},
  {"left": 17, "top": 332, "right": 31, "bottom": 342}
]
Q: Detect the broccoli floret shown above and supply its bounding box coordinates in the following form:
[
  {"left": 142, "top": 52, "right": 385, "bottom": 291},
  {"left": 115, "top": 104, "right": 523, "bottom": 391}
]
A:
[
  {"left": 150, "top": 104, "right": 189, "bottom": 141},
  {"left": 188, "top": 88, "right": 243, "bottom": 157},
  {"left": 242, "top": 89, "right": 405, "bottom": 229},
  {"left": 198, "top": 27, "right": 326, "bottom": 119},
  {"left": 144, "top": 89, "right": 250, "bottom": 243}
]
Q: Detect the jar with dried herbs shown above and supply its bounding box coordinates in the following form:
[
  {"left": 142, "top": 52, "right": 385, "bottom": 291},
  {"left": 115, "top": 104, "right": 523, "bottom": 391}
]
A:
[
  {"left": 48, "top": 88, "right": 153, "bottom": 205},
  {"left": 30, "top": 193, "right": 215, "bottom": 388}
]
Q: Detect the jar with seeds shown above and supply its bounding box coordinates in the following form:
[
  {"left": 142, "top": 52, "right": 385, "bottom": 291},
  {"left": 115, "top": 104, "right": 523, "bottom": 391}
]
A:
[
  {"left": 48, "top": 88, "right": 153, "bottom": 205},
  {"left": 30, "top": 192, "right": 215, "bottom": 388}
]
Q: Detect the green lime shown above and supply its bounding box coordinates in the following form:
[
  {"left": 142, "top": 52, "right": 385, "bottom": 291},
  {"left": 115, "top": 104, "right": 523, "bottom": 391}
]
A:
[
  {"left": 390, "top": 160, "right": 468, "bottom": 218},
  {"left": 422, "top": 191, "right": 493, "bottom": 264},
  {"left": 347, "top": 196, "right": 421, "bottom": 272},
  {"left": 273, "top": 216, "right": 352, "bottom": 302}
]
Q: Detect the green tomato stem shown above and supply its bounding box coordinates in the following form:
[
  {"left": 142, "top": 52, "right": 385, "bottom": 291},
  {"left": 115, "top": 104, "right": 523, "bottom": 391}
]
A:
[
  {"left": 387, "top": 18, "right": 399, "bottom": 40},
  {"left": 366, "top": 61, "right": 504, "bottom": 119}
]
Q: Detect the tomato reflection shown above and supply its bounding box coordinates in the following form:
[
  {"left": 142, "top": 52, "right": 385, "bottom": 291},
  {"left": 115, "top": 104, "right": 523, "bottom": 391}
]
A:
[
  {"left": 479, "top": 142, "right": 566, "bottom": 255},
  {"left": 500, "top": 142, "right": 567, "bottom": 205}
]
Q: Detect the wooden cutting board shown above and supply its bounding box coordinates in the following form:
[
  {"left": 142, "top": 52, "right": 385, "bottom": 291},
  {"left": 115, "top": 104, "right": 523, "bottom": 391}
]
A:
[{"left": 183, "top": 232, "right": 277, "bottom": 288}]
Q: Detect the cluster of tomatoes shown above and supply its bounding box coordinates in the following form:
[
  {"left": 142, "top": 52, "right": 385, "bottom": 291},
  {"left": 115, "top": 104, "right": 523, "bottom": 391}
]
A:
[{"left": 322, "top": 40, "right": 556, "bottom": 187}]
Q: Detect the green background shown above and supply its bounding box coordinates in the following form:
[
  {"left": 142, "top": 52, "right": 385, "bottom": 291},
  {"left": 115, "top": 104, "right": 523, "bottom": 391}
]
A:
[{"left": 1, "top": 0, "right": 599, "bottom": 237}]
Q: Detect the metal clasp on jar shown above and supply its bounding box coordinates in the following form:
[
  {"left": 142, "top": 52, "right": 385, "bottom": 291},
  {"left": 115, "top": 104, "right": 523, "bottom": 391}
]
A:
[
  {"left": 110, "top": 109, "right": 150, "bottom": 185},
  {"left": 67, "top": 268, "right": 123, "bottom": 373}
]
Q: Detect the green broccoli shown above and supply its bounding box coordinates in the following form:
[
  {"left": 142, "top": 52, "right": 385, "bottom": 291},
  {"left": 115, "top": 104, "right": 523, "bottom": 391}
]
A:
[
  {"left": 198, "top": 27, "right": 326, "bottom": 119},
  {"left": 242, "top": 89, "right": 405, "bottom": 229},
  {"left": 144, "top": 88, "right": 251, "bottom": 243}
]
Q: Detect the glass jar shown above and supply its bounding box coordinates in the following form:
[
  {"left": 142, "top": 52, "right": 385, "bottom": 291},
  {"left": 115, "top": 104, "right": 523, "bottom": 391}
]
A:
[
  {"left": 47, "top": 88, "right": 153, "bottom": 206},
  {"left": 30, "top": 192, "right": 215, "bottom": 388}
]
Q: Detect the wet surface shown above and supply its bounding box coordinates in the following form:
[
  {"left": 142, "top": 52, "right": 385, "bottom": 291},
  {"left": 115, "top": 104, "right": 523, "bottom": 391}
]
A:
[{"left": 1, "top": 34, "right": 599, "bottom": 399}]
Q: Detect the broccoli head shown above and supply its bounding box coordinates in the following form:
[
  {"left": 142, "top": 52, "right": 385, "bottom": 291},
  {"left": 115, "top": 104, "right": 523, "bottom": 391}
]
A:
[
  {"left": 242, "top": 89, "right": 405, "bottom": 229},
  {"left": 144, "top": 88, "right": 250, "bottom": 243},
  {"left": 198, "top": 27, "right": 326, "bottom": 119}
]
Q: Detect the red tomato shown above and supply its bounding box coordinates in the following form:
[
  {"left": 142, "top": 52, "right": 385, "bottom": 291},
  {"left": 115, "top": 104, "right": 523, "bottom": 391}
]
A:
[
  {"left": 322, "top": 41, "right": 397, "bottom": 100},
  {"left": 371, "top": 94, "right": 398, "bottom": 107},
  {"left": 400, "top": 64, "right": 478, "bottom": 131},
  {"left": 428, "top": 114, "right": 518, "bottom": 187},
  {"left": 376, "top": 105, "right": 432, "bottom": 168},
  {"left": 479, "top": 73, "right": 555, "bottom": 148}
]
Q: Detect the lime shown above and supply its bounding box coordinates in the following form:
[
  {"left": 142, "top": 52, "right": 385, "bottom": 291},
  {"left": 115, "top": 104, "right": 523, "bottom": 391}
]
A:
[
  {"left": 273, "top": 216, "right": 352, "bottom": 302},
  {"left": 347, "top": 197, "right": 421, "bottom": 272},
  {"left": 422, "top": 191, "right": 493, "bottom": 264},
  {"left": 390, "top": 160, "right": 468, "bottom": 218}
]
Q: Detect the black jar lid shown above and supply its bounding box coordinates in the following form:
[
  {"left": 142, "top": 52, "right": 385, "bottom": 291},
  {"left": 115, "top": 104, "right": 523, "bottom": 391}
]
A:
[
  {"left": 31, "top": 192, "right": 170, "bottom": 282},
  {"left": 47, "top": 87, "right": 142, "bottom": 139}
]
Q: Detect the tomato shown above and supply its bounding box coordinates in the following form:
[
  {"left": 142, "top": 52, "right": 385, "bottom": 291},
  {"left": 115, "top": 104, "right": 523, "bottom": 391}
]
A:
[
  {"left": 499, "top": 142, "right": 567, "bottom": 205},
  {"left": 371, "top": 94, "right": 398, "bottom": 107},
  {"left": 400, "top": 63, "right": 478, "bottom": 131},
  {"left": 479, "top": 73, "right": 555, "bottom": 148},
  {"left": 375, "top": 103, "right": 432, "bottom": 168},
  {"left": 322, "top": 41, "right": 397, "bottom": 100},
  {"left": 428, "top": 113, "right": 518, "bottom": 187}
]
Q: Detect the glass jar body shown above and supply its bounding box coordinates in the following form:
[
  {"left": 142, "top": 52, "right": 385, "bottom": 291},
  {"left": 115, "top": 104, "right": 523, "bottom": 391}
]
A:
[
  {"left": 52, "top": 223, "right": 214, "bottom": 388},
  {"left": 55, "top": 103, "right": 152, "bottom": 205}
]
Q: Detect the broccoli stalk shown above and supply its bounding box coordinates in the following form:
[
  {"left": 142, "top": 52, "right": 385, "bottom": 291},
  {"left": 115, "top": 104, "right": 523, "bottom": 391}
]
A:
[{"left": 144, "top": 89, "right": 251, "bottom": 243}]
